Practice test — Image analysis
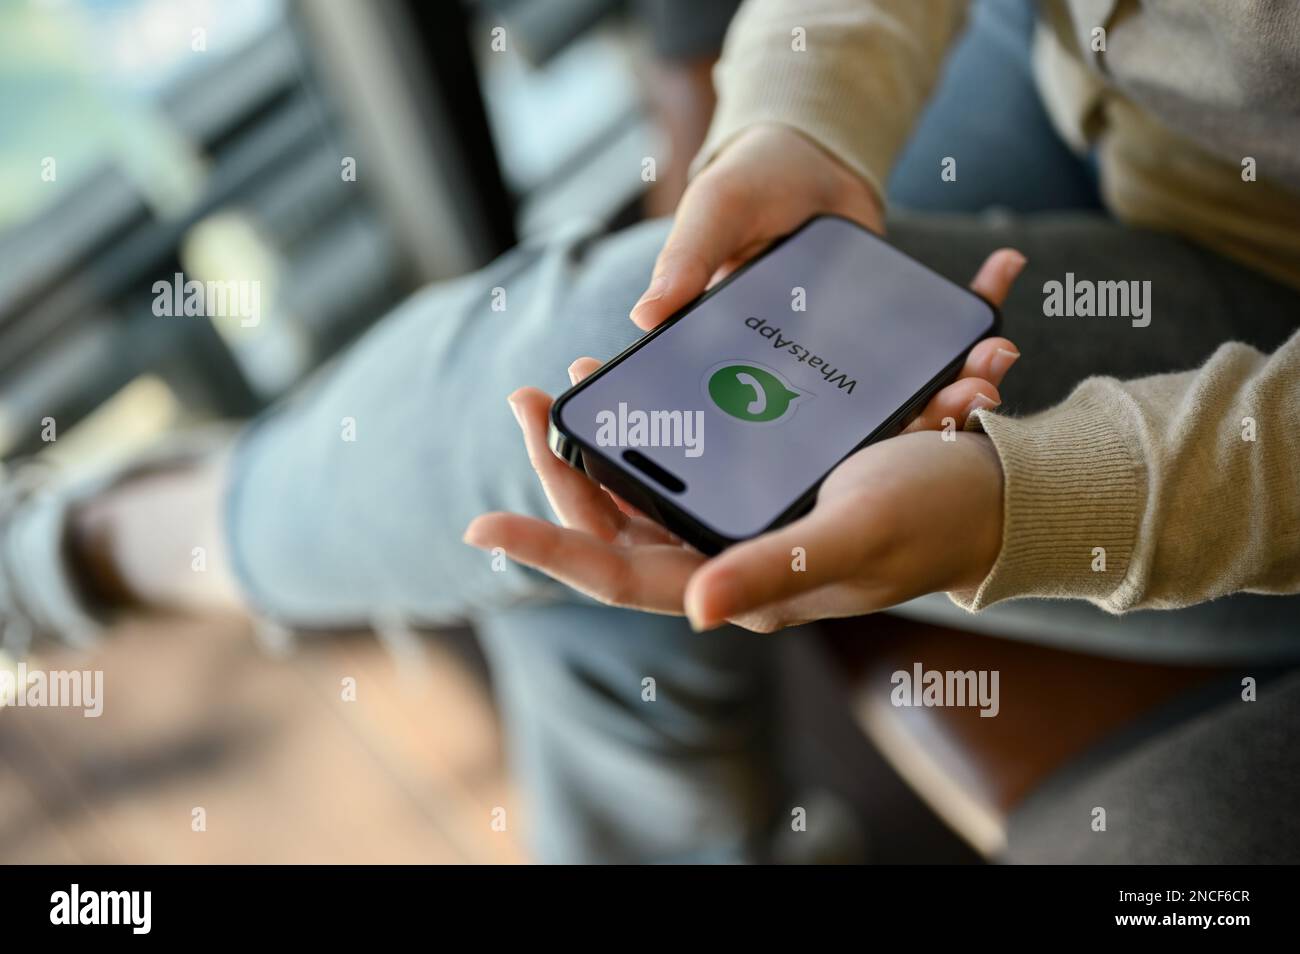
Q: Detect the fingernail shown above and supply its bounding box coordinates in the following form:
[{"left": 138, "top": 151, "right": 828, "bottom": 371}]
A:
[
  {"left": 632, "top": 275, "right": 669, "bottom": 312},
  {"left": 684, "top": 589, "right": 709, "bottom": 632},
  {"left": 506, "top": 396, "right": 524, "bottom": 429},
  {"left": 567, "top": 364, "right": 579, "bottom": 386},
  {"left": 462, "top": 522, "right": 486, "bottom": 547},
  {"left": 687, "top": 608, "right": 720, "bottom": 633},
  {"left": 686, "top": 577, "right": 731, "bottom": 632},
  {"left": 990, "top": 346, "right": 1020, "bottom": 378},
  {"left": 1004, "top": 251, "right": 1028, "bottom": 282},
  {"left": 963, "top": 392, "right": 1000, "bottom": 420}
]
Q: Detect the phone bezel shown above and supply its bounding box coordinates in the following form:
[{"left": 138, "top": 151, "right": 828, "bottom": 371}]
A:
[{"left": 548, "top": 213, "right": 1001, "bottom": 555}]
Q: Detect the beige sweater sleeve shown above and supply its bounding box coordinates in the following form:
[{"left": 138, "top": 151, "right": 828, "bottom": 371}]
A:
[
  {"left": 694, "top": 0, "right": 967, "bottom": 197},
  {"left": 953, "top": 330, "right": 1300, "bottom": 613}
]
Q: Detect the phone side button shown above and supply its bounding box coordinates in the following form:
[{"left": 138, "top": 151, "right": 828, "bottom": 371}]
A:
[{"left": 622, "top": 450, "right": 686, "bottom": 494}]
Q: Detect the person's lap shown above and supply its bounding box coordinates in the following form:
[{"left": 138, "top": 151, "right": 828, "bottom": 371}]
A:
[
  {"left": 890, "top": 212, "right": 1300, "bottom": 416},
  {"left": 475, "top": 602, "right": 780, "bottom": 863},
  {"left": 225, "top": 220, "right": 788, "bottom": 862}
]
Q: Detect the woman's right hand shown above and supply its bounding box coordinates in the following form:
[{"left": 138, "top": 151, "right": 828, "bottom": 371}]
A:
[{"left": 629, "top": 122, "right": 886, "bottom": 330}]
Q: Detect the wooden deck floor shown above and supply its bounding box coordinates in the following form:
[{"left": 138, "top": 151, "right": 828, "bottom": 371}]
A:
[{"left": 0, "top": 615, "right": 527, "bottom": 864}]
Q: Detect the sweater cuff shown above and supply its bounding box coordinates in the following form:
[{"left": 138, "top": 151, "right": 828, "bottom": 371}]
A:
[{"left": 949, "top": 394, "right": 1145, "bottom": 612}]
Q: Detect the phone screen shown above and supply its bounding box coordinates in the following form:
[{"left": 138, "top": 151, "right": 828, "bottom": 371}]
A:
[{"left": 555, "top": 216, "right": 995, "bottom": 541}]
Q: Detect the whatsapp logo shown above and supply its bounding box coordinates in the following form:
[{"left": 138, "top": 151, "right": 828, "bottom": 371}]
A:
[{"left": 705, "top": 361, "right": 807, "bottom": 423}]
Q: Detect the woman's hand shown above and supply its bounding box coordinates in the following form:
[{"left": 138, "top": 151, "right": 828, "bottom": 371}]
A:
[
  {"left": 468, "top": 398, "right": 1004, "bottom": 632},
  {"left": 630, "top": 123, "right": 887, "bottom": 331},
  {"left": 463, "top": 251, "right": 1026, "bottom": 633}
]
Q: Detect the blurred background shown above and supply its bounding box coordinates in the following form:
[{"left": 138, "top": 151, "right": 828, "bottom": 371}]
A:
[
  {"left": 0, "top": 0, "right": 741, "bottom": 460},
  {"left": 0, "top": 0, "right": 750, "bottom": 864}
]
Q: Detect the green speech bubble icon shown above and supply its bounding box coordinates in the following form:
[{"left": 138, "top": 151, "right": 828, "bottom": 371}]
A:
[{"left": 706, "top": 362, "right": 806, "bottom": 423}]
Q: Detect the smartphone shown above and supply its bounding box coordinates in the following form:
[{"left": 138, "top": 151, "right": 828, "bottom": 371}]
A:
[{"left": 549, "top": 214, "right": 999, "bottom": 555}]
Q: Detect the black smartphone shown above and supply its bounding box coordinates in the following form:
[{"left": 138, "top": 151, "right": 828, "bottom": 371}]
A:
[{"left": 549, "top": 214, "right": 999, "bottom": 555}]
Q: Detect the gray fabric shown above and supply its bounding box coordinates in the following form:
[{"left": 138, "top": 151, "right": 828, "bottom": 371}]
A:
[
  {"left": 897, "top": 591, "right": 1300, "bottom": 666},
  {"left": 225, "top": 221, "right": 651, "bottom": 627},
  {"left": 476, "top": 602, "right": 781, "bottom": 864},
  {"left": 225, "top": 220, "right": 790, "bottom": 863},
  {"left": 1006, "top": 669, "right": 1300, "bottom": 864},
  {"left": 636, "top": 0, "right": 741, "bottom": 61}
]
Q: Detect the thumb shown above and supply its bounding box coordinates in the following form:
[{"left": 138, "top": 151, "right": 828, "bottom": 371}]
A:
[
  {"left": 630, "top": 178, "right": 752, "bottom": 330},
  {"left": 683, "top": 505, "right": 863, "bottom": 630}
]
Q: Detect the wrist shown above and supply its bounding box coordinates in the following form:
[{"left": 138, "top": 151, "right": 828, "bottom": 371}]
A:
[
  {"left": 952, "top": 433, "right": 1005, "bottom": 592},
  {"left": 707, "top": 123, "right": 885, "bottom": 233}
]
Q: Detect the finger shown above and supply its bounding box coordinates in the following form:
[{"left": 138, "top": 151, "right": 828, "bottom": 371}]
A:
[
  {"left": 566, "top": 356, "right": 602, "bottom": 385},
  {"left": 629, "top": 177, "right": 753, "bottom": 330},
  {"left": 464, "top": 512, "right": 703, "bottom": 613},
  {"left": 969, "top": 248, "right": 1027, "bottom": 308},
  {"left": 682, "top": 503, "right": 867, "bottom": 631},
  {"left": 509, "top": 387, "right": 626, "bottom": 540},
  {"left": 901, "top": 378, "right": 1000, "bottom": 434},
  {"left": 604, "top": 487, "right": 649, "bottom": 523},
  {"left": 955, "top": 336, "right": 1020, "bottom": 386},
  {"left": 730, "top": 580, "right": 886, "bottom": 633},
  {"left": 707, "top": 237, "right": 774, "bottom": 289}
]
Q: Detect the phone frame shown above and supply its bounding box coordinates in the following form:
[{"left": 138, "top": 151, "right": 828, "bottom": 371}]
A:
[{"left": 548, "top": 214, "right": 1001, "bottom": 555}]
